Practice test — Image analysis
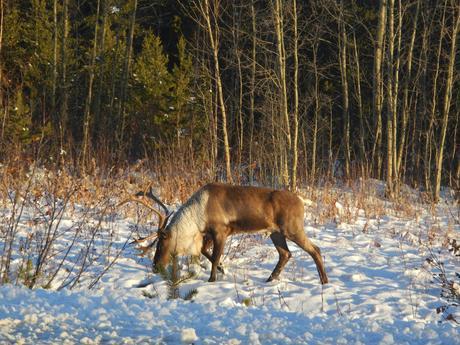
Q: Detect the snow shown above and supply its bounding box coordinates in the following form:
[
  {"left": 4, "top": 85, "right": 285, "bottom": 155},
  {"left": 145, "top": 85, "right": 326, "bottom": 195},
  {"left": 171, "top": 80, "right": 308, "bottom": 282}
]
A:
[
  {"left": 1, "top": 283, "right": 457, "bottom": 344},
  {"left": 0, "top": 180, "right": 459, "bottom": 344},
  {"left": 181, "top": 328, "right": 198, "bottom": 343}
]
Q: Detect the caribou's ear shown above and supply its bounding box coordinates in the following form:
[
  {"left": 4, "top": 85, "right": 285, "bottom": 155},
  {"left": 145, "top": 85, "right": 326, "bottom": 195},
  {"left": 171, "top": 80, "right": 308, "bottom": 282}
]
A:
[{"left": 163, "top": 212, "right": 174, "bottom": 228}]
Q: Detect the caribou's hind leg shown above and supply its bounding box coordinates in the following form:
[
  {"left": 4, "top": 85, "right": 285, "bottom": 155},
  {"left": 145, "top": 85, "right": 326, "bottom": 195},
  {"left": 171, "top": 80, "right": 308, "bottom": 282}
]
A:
[
  {"left": 289, "top": 233, "right": 328, "bottom": 284},
  {"left": 267, "top": 232, "right": 292, "bottom": 282}
]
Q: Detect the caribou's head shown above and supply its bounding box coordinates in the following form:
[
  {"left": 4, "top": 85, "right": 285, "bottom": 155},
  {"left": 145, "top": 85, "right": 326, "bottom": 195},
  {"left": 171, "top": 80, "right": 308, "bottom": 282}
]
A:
[
  {"left": 151, "top": 221, "right": 172, "bottom": 270},
  {"left": 124, "top": 186, "right": 209, "bottom": 271}
]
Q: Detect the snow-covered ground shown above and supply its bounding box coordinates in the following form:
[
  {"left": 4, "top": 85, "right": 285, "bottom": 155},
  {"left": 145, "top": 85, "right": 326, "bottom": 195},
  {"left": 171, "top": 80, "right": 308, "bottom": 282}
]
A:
[{"left": 0, "top": 181, "right": 459, "bottom": 344}]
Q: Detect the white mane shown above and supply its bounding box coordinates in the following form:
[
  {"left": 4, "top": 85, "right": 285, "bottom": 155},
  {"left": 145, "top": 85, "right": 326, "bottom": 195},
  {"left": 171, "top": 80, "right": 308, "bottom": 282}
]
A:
[{"left": 166, "top": 189, "right": 209, "bottom": 256}]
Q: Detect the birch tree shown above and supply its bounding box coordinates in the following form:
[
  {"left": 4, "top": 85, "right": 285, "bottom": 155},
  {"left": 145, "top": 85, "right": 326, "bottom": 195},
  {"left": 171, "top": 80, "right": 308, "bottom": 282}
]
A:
[
  {"left": 273, "top": 0, "right": 290, "bottom": 186},
  {"left": 372, "top": 0, "right": 387, "bottom": 179},
  {"left": 290, "top": 0, "right": 299, "bottom": 190},
  {"left": 81, "top": 0, "right": 101, "bottom": 169},
  {"left": 434, "top": 0, "right": 460, "bottom": 201}
]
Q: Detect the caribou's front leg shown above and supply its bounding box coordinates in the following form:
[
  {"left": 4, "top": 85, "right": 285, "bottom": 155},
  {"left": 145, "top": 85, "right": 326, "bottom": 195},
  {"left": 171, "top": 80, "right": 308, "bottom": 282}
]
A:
[
  {"left": 267, "top": 232, "right": 292, "bottom": 282},
  {"left": 201, "top": 234, "right": 225, "bottom": 274},
  {"left": 209, "top": 229, "right": 227, "bottom": 282}
]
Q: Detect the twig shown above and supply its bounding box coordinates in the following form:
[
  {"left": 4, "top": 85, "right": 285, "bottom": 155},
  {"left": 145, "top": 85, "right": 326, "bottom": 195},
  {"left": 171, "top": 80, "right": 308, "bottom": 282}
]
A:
[
  {"left": 233, "top": 274, "right": 240, "bottom": 302},
  {"left": 88, "top": 232, "right": 132, "bottom": 289},
  {"left": 277, "top": 287, "right": 290, "bottom": 310}
]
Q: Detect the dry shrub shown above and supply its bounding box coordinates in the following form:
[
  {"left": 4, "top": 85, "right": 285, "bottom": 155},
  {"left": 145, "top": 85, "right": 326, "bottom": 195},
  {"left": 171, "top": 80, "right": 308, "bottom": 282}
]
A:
[
  {"left": 302, "top": 180, "right": 387, "bottom": 226},
  {"left": 299, "top": 185, "right": 337, "bottom": 225},
  {"left": 0, "top": 158, "right": 151, "bottom": 289},
  {"left": 150, "top": 154, "right": 214, "bottom": 203}
]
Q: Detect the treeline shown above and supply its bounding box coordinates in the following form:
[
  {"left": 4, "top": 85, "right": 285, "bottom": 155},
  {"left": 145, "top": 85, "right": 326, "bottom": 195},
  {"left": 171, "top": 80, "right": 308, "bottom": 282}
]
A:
[{"left": 0, "top": 0, "right": 458, "bottom": 200}]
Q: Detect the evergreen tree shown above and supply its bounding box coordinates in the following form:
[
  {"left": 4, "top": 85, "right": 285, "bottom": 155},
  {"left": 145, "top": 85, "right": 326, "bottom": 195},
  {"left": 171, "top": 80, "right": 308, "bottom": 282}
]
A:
[{"left": 130, "top": 32, "right": 172, "bottom": 152}]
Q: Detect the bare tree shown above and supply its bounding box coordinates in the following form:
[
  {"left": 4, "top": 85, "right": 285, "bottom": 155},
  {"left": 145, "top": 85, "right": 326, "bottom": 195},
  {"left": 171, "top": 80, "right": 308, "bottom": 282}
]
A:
[
  {"left": 385, "top": 0, "right": 396, "bottom": 196},
  {"left": 81, "top": 0, "right": 102, "bottom": 169},
  {"left": 188, "top": 0, "right": 233, "bottom": 182},
  {"left": 338, "top": 5, "right": 350, "bottom": 180},
  {"left": 434, "top": 0, "right": 460, "bottom": 201},
  {"left": 118, "top": 0, "right": 137, "bottom": 154},
  {"left": 351, "top": 32, "right": 367, "bottom": 174},
  {"left": 0, "top": 0, "right": 4, "bottom": 143},
  {"left": 290, "top": 0, "right": 299, "bottom": 190},
  {"left": 51, "top": 0, "right": 58, "bottom": 145},
  {"left": 397, "top": 0, "right": 420, "bottom": 181},
  {"left": 248, "top": 0, "right": 257, "bottom": 184},
  {"left": 372, "top": 0, "right": 387, "bottom": 179},
  {"left": 311, "top": 38, "right": 320, "bottom": 183},
  {"left": 59, "top": 0, "right": 69, "bottom": 156},
  {"left": 273, "top": 0, "right": 290, "bottom": 186},
  {"left": 425, "top": 3, "right": 447, "bottom": 192}
]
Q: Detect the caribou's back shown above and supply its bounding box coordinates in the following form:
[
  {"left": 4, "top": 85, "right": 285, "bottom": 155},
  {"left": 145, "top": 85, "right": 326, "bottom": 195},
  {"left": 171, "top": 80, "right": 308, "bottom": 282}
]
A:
[{"left": 202, "top": 183, "right": 304, "bottom": 234}]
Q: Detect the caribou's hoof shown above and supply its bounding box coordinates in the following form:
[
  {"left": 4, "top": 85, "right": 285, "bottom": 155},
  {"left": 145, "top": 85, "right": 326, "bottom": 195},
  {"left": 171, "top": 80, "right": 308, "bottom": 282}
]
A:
[
  {"left": 266, "top": 275, "right": 278, "bottom": 282},
  {"left": 208, "top": 276, "right": 217, "bottom": 282},
  {"left": 217, "top": 265, "right": 225, "bottom": 274}
]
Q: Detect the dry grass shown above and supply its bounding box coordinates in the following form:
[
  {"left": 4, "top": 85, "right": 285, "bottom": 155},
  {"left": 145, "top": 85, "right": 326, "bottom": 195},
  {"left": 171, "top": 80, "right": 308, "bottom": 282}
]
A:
[{"left": 300, "top": 180, "right": 388, "bottom": 226}]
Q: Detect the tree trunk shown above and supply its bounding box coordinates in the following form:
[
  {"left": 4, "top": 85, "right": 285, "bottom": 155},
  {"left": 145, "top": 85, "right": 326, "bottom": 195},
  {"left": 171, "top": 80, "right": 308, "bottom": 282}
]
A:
[
  {"left": 311, "top": 43, "right": 319, "bottom": 184},
  {"left": 249, "top": 1, "right": 256, "bottom": 184},
  {"left": 397, "top": 0, "right": 419, "bottom": 179},
  {"left": 386, "top": 0, "right": 395, "bottom": 197},
  {"left": 338, "top": 12, "right": 350, "bottom": 180},
  {"left": 0, "top": 0, "right": 4, "bottom": 143},
  {"left": 392, "top": 0, "right": 402, "bottom": 191},
  {"left": 59, "top": 0, "right": 69, "bottom": 156},
  {"left": 273, "top": 0, "right": 290, "bottom": 186},
  {"left": 434, "top": 0, "right": 460, "bottom": 201},
  {"left": 426, "top": 3, "right": 446, "bottom": 192},
  {"left": 117, "top": 0, "right": 137, "bottom": 155},
  {"left": 352, "top": 33, "right": 367, "bottom": 173},
  {"left": 93, "top": 0, "right": 108, "bottom": 145},
  {"left": 290, "top": 0, "right": 299, "bottom": 190},
  {"left": 202, "top": 0, "right": 233, "bottom": 182},
  {"left": 232, "top": 5, "right": 243, "bottom": 182},
  {"left": 81, "top": 0, "right": 101, "bottom": 170},
  {"left": 372, "top": 0, "right": 387, "bottom": 179},
  {"left": 51, "top": 0, "right": 58, "bottom": 146}
]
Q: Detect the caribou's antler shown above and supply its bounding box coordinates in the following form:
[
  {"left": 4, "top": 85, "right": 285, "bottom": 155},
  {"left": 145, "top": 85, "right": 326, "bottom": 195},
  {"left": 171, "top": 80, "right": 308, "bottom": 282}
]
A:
[
  {"left": 118, "top": 187, "right": 172, "bottom": 256},
  {"left": 134, "top": 240, "right": 157, "bottom": 257},
  {"left": 135, "top": 184, "right": 174, "bottom": 228},
  {"left": 131, "top": 231, "right": 158, "bottom": 244},
  {"left": 118, "top": 196, "right": 166, "bottom": 229},
  {"left": 132, "top": 232, "right": 159, "bottom": 257},
  {"left": 135, "top": 184, "right": 170, "bottom": 216}
]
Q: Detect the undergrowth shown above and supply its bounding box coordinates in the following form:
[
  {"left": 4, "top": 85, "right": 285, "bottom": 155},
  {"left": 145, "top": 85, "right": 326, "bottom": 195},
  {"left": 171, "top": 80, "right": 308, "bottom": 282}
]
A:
[{"left": 155, "top": 254, "right": 198, "bottom": 301}]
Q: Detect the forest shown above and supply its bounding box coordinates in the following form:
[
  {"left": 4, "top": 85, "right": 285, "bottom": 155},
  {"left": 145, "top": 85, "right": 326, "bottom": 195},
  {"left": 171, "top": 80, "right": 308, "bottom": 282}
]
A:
[{"left": 0, "top": 0, "right": 459, "bottom": 199}]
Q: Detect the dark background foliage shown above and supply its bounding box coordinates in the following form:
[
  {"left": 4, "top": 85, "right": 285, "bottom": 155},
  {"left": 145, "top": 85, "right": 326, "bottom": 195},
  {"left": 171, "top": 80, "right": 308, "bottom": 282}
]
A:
[{"left": 0, "top": 0, "right": 458, "bottom": 199}]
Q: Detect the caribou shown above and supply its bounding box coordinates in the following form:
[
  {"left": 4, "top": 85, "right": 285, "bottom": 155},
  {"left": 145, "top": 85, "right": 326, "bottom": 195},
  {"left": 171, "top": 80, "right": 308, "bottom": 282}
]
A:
[{"left": 125, "top": 183, "right": 328, "bottom": 284}]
